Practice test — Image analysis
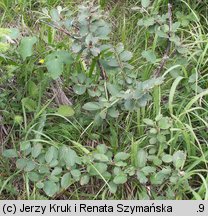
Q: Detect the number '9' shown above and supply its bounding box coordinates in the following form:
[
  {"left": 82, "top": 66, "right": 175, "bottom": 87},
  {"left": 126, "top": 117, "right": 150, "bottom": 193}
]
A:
[{"left": 199, "top": 204, "right": 204, "bottom": 212}]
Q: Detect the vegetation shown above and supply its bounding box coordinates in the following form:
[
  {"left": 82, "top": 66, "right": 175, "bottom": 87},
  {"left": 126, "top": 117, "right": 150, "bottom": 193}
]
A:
[{"left": 0, "top": 0, "right": 208, "bottom": 200}]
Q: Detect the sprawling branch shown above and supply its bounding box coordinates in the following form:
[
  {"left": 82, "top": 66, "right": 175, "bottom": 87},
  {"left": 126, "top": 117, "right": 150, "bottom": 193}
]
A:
[{"left": 154, "top": 3, "right": 173, "bottom": 77}]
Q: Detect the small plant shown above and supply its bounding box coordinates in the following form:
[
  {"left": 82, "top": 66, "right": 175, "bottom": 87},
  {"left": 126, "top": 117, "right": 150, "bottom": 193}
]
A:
[
  {"left": 2, "top": 2, "right": 166, "bottom": 197},
  {"left": 3, "top": 137, "right": 187, "bottom": 198},
  {"left": 143, "top": 114, "right": 173, "bottom": 155},
  {"left": 40, "top": 3, "right": 164, "bottom": 122}
]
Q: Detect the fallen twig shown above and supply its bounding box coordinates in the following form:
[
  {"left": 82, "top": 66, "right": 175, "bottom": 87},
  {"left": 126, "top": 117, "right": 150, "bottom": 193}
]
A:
[{"left": 51, "top": 78, "right": 73, "bottom": 106}]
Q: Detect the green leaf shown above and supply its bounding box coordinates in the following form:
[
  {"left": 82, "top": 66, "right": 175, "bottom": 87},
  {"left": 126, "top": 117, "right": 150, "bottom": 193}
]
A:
[
  {"left": 8, "top": 28, "right": 20, "bottom": 40},
  {"left": 170, "top": 35, "right": 181, "bottom": 46},
  {"left": 28, "top": 172, "right": 40, "bottom": 182},
  {"left": 115, "top": 43, "right": 124, "bottom": 54},
  {"left": 90, "top": 47, "right": 100, "bottom": 56},
  {"left": 39, "top": 165, "right": 50, "bottom": 174},
  {"left": 46, "top": 58, "right": 63, "bottom": 80},
  {"left": 36, "top": 181, "right": 44, "bottom": 189},
  {"left": 99, "top": 110, "right": 107, "bottom": 119},
  {"left": 32, "top": 144, "right": 42, "bottom": 158},
  {"left": 119, "top": 51, "right": 133, "bottom": 62},
  {"left": 51, "top": 167, "right": 62, "bottom": 176},
  {"left": 48, "top": 51, "right": 73, "bottom": 65},
  {"left": 97, "top": 144, "right": 107, "bottom": 154},
  {"left": 149, "top": 148, "right": 157, "bottom": 154},
  {"left": 77, "top": 73, "right": 86, "bottom": 84},
  {"left": 49, "top": 175, "right": 59, "bottom": 183},
  {"left": 61, "top": 173, "right": 73, "bottom": 189},
  {"left": 49, "top": 159, "right": 58, "bottom": 167},
  {"left": 87, "top": 163, "right": 107, "bottom": 176},
  {"left": 115, "top": 161, "right": 127, "bottom": 167},
  {"left": 114, "top": 152, "right": 130, "bottom": 161},
  {"left": 108, "top": 108, "right": 119, "bottom": 118},
  {"left": 73, "top": 84, "right": 86, "bottom": 95},
  {"left": 149, "top": 137, "right": 157, "bottom": 145},
  {"left": 20, "top": 141, "right": 31, "bottom": 151},
  {"left": 173, "top": 151, "right": 186, "bottom": 169},
  {"left": 155, "top": 114, "right": 163, "bottom": 121},
  {"left": 101, "top": 171, "right": 111, "bottom": 180},
  {"left": 45, "top": 146, "right": 57, "bottom": 164},
  {"left": 141, "top": 166, "right": 156, "bottom": 175},
  {"left": 141, "top": 0, "right": 151, "bottom": 8},
  {"left": 136, "top": 171, "right": 148, "bottom": 184},
  {"left": 161, "top": 167, "right": 172, "bottom": 175},
  {"left": 50, "top": 8, "right": 60, "bottom": 22},
  {"left": 113, "top": 172, "right": 127, "bottom": 184},
  {"left": 2, "top": 149, "right": 18, "bottom": 158},
  {"left": 137, "top": 149, "right": 147, "bottom": 168},
  {"left": 19, "top": 36, "right": 37, "bottom": 61},
  {"left": 143, "top": 118, "right": 155, "bottom": 126},
  {"left": 96, "top": 25, "right": 111, "bottom": 39},
  {"left": 162, "top": 154, "right": 173, "bottom": 163},
  {"left": 124, "top": 166, "right": 135, "bottom": 176},
  {"left": 106, "top": 83, "right": 120, "bottom": 96},
  {"left": 172, "top": 22, "right": 180, "bottom": 32},
  {"left": 71, "top": 169, "right": 81, "bottom": 181},
  {"left": 177, "top": 46, "right": 188, "bottom": 54},
  {"left": 80, "top": 175, "right": 90, "bottom": 186},
  {"left": 107, "top": 58, "right": 119, "bottom": 67},
  {"left": 142, "top": 50, "right": 157, "bottom": 63},
  {"left": 150, "top": 171, "right": 168, "bottom": 185},
  {"left": 57, "top": 105, "right": 75, "bottom": 117},
  {"left": 28, "top": 81, "right": 38, "bottom": 98},
  {"left": 64, "top": 148, "right": 77, "bottom": 167},
  {"left": 71, "top": 43, "right": 82, "bottom": 53},
  {"left": 157, "top": 134, "right": 166, "bottom": 143},
  {"left": 108, "top": 181, "right": 117, "bottom": 194},
  {"left": 3, "top": 149, "right": 18, "bottom": 158},
  {"left": 24, "top": 160, "right": 36, "bottom": 172},
  {"left": 153, "top": 157, "right": 162, "bottom": 166},
  {"left": 16, "top": 159, "right": 27, "bottom": 170},
  {"left": 124, "top": 99, "right": 134, "bottom": 111},
  {"left": 113, "top": 167, "right": 121, "bottom": 175},
  {"left": 156, "top": 30, "right": 168, "bottom": 38},
  {"left": 93, "top": 153, "right": 109, "bottom": 162},
  {"left": 22, "top": 98, "right": 37, "bottom": 112},
  {"left": 43, "top": 180, "right": 58, "bottom": 197},
  {"left": 45, "top": 51, "right": 73, "bottom": 80},
  {"left": 138, "top": 17, "right": 155, "bottom": 27},
  {"left": 158, "top": 117, "right": 172, "bottom": 129},
  {"left": 82, "top": 102, "right": 102, "bottom": 111}
]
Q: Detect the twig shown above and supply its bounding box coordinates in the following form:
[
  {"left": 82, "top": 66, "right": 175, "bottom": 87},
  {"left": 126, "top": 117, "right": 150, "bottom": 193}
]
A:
[
  {"left": 97, "top": 59, "right": 108, "bottom": 80},
  {"left": 154, "top": 3, "right": 173, "bottom": 77},
  {"left": 40, "top": 20, "right": 80, "bottom": 41},
  {"left": 51, "top": 78, "right": 73, "bottom": 106}
]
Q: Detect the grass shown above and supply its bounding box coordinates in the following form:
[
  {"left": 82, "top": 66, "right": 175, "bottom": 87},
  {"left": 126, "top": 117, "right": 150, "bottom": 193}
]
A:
[{"left": 0, "top": 0, "right": 208, "bottom": 200}]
